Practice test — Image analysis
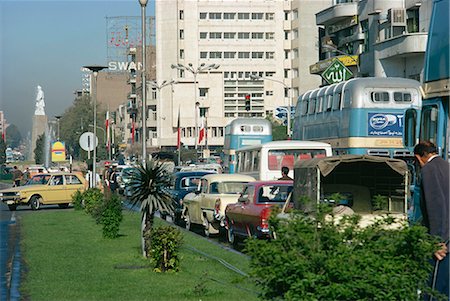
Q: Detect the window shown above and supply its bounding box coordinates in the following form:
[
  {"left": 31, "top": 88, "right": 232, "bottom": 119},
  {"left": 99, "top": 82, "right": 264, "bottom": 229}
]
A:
[
  {"left": 200, "top": 52, "right": 208, "bottom": 59},
  {"left": 265, "top": 71, "right": 275, "bottom": 77},
  {"left": 252, "top": 32, "right": 264, "bottom": 39},
  {"left": 200, "top": 32, "right": 208, "bottom": 39},
  {"left": 224, "top": 52, "right": 236, "bottom": 59},
  {"left": 284, "top": 31, "right": 289, "bottom": 40},
  {"left": 238, "top": 32, "right": 250, "bottom": 39},
  {"left": 65, "top": 175, "right": 82, "bottom": 185},
  {"left": 209, "top": 12, "right": 221, "bottom": 20},
  {"left": 200, "top": 12, "right": 207, "bottom": 19},
  {"left": 284, "top": 69, "right": 289, "bottom": 78},
  {"left": 252, "top": 52, "right": 264, "bottom": 59},
  {"left": 238, "top": 13, "right": 250, "bottom": 19},
  {"left": 371, "top": 92, "right": 389, "bottom": 102},
  {"left": 292, "top": 48, "right": 299, "bottom": 58},
  {"left": 361, "top": 19, "right": 369, "bottom": 53},
  {"left": 209, "top": 52, "right": 222, "bottom": 59},
  {"left": 266, "top": 52, "right": 275, "bottom": 59},
  {"left": 394, "top": 92, "right": 412, "bottom": 102},
  {"left": 284, "top": 11, "right": 289, "bottom": 21},
  {"left": 301, "top": 99, "right": 308, "bottom": 115},
  {"left": 292, "top": 9, "right": 298, "bottom": 20},
  {"left": 238, "top": 52, "right": 250, "bottom": 59},
  {"left": 308, "top": 98, "right": 316, "bottom": 114},
  {"left": 180, "top": 49, "right": 184, "bottom": 59},
  {"left": 224, "top": 32, "right": 235, "bottom": 39},
  {"left": 199, "top": 88, "right": 209, "bottom": 97},
  {"left": 179, "top": 10, "right": 184, "bottom": 20},
  {"left": 224, "top": 12, "right": 235, "bottom": 20},
  {"left": 252, "top": 13, "right": 264, "bottom": 20},
  {"left": 266, "top": 12, "right": 274, "bottom": 20},
  {"left": 210, "top": 32, "right": 222, "bottom": 39},
  {"left": 333, "top": 93, "right": 341, "bottom": 110},
  {"left": 285, "top": 50, "right": 289, "bottom": 59},
  {"left": 293, "top": 29, "right": 299, "bottom": 39},
  {"left": 179, "top": 29, "right": 184, "bottom": 39},
  {"left": 266, "top": 32, "right": 274, "bottom": 39},
  {"left": 266, "top": 91, "right": 274, "bottom": 96}
]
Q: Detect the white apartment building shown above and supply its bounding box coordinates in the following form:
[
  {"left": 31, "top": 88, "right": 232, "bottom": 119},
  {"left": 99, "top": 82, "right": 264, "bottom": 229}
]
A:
[{"left": 154, "top": 0, "right": 330, "bottom": 150}]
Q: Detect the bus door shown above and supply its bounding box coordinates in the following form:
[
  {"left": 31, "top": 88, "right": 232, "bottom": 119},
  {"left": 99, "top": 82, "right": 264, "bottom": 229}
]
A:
[{"left": 420, "top": 99, "right": 447, "bottom": 159}]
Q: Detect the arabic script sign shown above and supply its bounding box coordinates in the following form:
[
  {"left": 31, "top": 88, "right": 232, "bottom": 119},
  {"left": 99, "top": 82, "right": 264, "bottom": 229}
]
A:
[{"left": 321, "top": 58, "right": 353, "bottom": 85}]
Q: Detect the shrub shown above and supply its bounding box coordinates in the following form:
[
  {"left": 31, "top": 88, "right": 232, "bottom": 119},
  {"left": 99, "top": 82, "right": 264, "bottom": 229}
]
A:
[
  {"left": 82, "top": 188, "right": 104, "bottom": 222},
  {"left": 372, "top": 194, "right": 388, "bottom": 211},
  {"left": 245, "top": 207, "right": 441, "bottom": 301},
  {"left": 72, "top": 190, "right": 83, "bottom": 211},
  {"left": 101, "top": 194, "right": 123, "bottom": 239},
  {"left": 149, "top": 225, "right": 183, "bottom": 272}
]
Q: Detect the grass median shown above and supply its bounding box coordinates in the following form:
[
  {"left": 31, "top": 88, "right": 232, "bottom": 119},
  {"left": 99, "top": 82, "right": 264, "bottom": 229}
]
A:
[{"left": 20, "top": 209, "right": 260, "bottom": 301}]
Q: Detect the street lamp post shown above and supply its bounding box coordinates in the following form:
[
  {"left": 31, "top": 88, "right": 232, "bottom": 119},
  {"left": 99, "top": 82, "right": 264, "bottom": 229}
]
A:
[
  {"left": 83, "top": 65, "right": 107, "bottom": 188},
  {"left": 250, "top": 74, "right": 292, "bottom": 138},
  {"left": 322, "top": 44, "right": 360, "bottom": 76},
  {"left": 171, "top": 63, "right": 219, "bottom": 152},
  {"left": 139, "top": 0, "right": 148, "bottom": 166},
  {"left": 88, "top": 124, "right": 106, "bottom": 141},
  {"left": 54, "top": 115, "right": 61, "bottom": 141}
]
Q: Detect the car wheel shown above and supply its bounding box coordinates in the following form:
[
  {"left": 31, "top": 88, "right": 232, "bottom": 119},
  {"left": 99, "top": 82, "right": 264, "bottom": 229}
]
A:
[
  {"left": 30, "top": 196, "right": 41, "bottom": 210},
  {"left": 227, "top": 220, "right": 236, "bottom": 245},
  {"left": 184, "top": 210, "right": 191, "bottom": 231},
  {"left": 204, "top": 218, "right": 211, "bottom": 237},
  {"left": 58, "top": 203, "right": 69, "bottom": 209},
  {"left": 8, "top": 204, "right": 17, "bottom": 211}
]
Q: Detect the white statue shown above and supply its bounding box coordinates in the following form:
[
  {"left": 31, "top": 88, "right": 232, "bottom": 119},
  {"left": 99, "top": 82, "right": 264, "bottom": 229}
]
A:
[{"left": 35, "top": 85, "right": 46, "bottom": 116}]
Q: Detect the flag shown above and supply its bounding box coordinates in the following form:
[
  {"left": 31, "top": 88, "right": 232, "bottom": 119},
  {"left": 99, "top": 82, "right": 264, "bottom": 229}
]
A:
[
  {"left": 198, "top": 116, "right": 205, "bottom": 144},
  {"left": 105, "top": 111, "right": 110, "bottom": 149},
  {"left": 131, "top": 119, "right": 135, "bottom": 143},
  {"left": 177, "top": 107, "right": 181, "bottom": 149}
]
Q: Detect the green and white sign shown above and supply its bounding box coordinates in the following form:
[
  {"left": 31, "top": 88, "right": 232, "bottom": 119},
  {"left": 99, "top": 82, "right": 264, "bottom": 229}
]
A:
[{"left": 321, "top": 58, "right": 353, "bottom": 85}]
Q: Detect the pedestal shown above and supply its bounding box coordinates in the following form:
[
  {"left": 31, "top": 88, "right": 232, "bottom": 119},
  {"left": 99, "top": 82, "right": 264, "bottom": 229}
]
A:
[{"left": 30, "top": 115, "right": 48, "bottom": 162}]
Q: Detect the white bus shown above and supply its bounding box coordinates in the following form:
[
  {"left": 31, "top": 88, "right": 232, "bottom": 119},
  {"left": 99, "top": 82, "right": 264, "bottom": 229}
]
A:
[{"left": 235, "top": 140, "right": 332, "bottom": 180}]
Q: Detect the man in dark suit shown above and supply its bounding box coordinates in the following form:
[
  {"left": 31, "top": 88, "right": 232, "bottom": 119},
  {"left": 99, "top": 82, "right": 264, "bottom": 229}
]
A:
[{"left": 414, "top": 141, "right": 449, "bottom": 299}]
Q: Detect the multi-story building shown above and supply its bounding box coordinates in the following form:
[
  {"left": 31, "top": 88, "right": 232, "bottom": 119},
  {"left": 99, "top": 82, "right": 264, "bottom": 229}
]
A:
[
  {"left": 0, "top": 111, "right": 5, "bottom": 142},
  {"left": 310, "top": 0, "right": 432, "bottom": 82},
  {"left": 155, "top": 0, "right": 329, "bottom": 151}
]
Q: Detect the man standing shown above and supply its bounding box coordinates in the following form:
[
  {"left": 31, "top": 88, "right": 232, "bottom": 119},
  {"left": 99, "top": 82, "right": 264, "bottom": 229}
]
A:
[
  {"left": 278, "top": 166, "right": 293, "bottom": 180},
  {"left": 109, "top": 165, "right": 118, "bottom": 194},
  {"left": 414, "top": 141, "right": 449, "bottom": 299},
  {"left": 11, "top": 166, "right": 23, "bottom": 187}
]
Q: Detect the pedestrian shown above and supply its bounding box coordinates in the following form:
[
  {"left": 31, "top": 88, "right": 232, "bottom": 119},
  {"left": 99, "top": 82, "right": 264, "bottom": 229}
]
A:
[
  {"left": 109, "top": 165, "right": 118, "bottom": 194},
  {"left": 278, "top": 166, "right": 293, "bottom": 180},
  {"left": 414, "top": 141, "right": 449, "bottom": 299},
  {"left": 11, "top": 166, "right": 23, "bottom": 187},
  {"left": 22, "top": 167, "right": 30, "bottom": 185}
]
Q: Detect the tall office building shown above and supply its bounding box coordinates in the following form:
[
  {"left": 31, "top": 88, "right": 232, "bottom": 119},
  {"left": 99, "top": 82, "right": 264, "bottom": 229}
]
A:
[{"left": 155, "top": 0, "right": 330, "bottom": 151}]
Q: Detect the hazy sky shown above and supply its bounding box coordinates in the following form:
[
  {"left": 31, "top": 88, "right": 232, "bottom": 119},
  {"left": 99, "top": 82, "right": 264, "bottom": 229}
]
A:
[{"left": 0, "top": 0, "right": 155, "bottom": 138}]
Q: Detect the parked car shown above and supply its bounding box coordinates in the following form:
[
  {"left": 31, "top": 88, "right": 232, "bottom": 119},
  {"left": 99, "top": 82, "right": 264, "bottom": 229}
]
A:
[
  {"left": 116, "top": 165, "right": 138, "bottom": 196},
  {"left": 0, "top": 172, "right": 87, "bottom": 211},
  {"left": 181, "top": 174, "right": 255, "bottom": 236},
  {"left": 225, "top": 180, "right": 293, "bottom": 244},
  {"left": 166, "top": 170, "right": 217, "bottom": 224}
]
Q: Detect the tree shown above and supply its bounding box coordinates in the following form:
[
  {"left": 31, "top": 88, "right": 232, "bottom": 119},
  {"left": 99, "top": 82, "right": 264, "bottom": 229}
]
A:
[
  {"left": 5, "top": 124, "right": 22, "bottom": 148},
  {"left": 265, "top": 115, "right": 288, "bottom": 141},
  {"left": 129, "top": 160, "right": 174, "bottom": 257},
  {"left": 34, "top": 134, "right": 45, "bottom": 164},
  {"left": 0, "top": 139, "right": 6, "bottom": 164}
]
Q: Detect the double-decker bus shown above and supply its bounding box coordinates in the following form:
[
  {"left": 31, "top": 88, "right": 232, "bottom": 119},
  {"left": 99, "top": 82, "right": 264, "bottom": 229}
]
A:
[
  {"left": 293, "top": 77, "right": 422, "bottom": 159},
  {"left": 223, "top": 118, "right": 272, "bottom": 173}
]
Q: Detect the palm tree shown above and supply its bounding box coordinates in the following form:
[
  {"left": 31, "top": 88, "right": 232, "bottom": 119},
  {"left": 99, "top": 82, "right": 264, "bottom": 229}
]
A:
[{"left": 129, "top": 159, "right": 174, "bottom": 257}]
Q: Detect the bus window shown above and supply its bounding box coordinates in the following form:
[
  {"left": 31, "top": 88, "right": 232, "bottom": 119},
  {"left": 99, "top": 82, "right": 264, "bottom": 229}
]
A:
[
  {"left": 371, "top": 92, "right": 389, "bottom": 102},
  {"left": 343, "top": 91, "right": 351, "bottom": 108},
  {"left": 317, "top": 96, "right": 324, "bottom": 113},
  {"left": 268, "top": 155, "right": 278, "bottom": 170},
  {"left": 299, "top": 154, "right": 312, "bottom": 160},
  {"left": 326, "top": 95, "right": 333, "bottom": 111},
  {"left": 420, "top": 105, "right": 439, "bottom": 144},
  {"left": 253, "top": 150, "right": 259, "bottom": 170},
  {"left": 240, "top": 125, "right": 251, "bottom": 132},
  {"left": 302, "top": 99, "right": 308, "bottom": 115},
  {"left": 308, "top": 98, "right": 316, "bottom": 114},
  {"left": 404, "top": 109, "right": 418, "bottom": 148},
  {"left": 394, "top": 92, "right": 412, "bottom": 102},
  {"left": 281, "top": 155, "right": 294, "bottom": 169},
  {"left": 332, "top": 93, "right": 341, "bottom": 110},
  {"left": 253, "top": 125, "right": 264, "bottom": 132}
]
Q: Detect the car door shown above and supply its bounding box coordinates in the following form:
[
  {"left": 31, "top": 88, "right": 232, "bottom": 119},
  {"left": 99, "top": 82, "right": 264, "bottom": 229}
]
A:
[
  {"left": 64, "top": 174, "right": 85, "bottom": 201},
  {"left": 189, "top": 178, "right": 208, "bottom": 225},
  {"left": 44, "top": 175, "right": 66, "bottom": 204},
  {"left": 228, "top": 185, "right": 254, "bottom": 236}
]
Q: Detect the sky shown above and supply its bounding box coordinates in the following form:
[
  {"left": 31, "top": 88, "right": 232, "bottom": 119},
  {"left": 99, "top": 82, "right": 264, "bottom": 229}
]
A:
[{"left": 0, "top": 0, "right": 155, "bottom": 138}]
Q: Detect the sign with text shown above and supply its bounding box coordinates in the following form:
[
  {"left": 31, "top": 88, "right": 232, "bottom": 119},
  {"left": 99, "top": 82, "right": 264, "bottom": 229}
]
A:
[
  {"left": 368, "top": 113, "right": 403, "bottom": 137},
  {"left": 321, "top": 58, "right": 353, "bottom": 84},
  {"left": 51, "top": 141, "right": 66, "bottom": 162}
]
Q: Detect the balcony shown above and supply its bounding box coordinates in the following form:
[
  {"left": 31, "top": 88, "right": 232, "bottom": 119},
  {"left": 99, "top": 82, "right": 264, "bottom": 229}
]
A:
[
  {"left": 374, "top": 33, "right": 427, "bottom": 60},
  {"left": 127, "top": 74, "right": 137, "bottom": 84},
  {"left": 127, "top": 91, "right": 137, "bottom": 99},
  {"left": 316, "top": 2, "right": 357, "bottom": 26}
]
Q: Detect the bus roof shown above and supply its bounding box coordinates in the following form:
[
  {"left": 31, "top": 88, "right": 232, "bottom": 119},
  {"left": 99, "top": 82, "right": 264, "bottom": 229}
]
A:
[
  {"left": 226, "top": 118, "right": 271, "bottom": 127},
  {"left": 237, "top": 140, "right": 332, "bottom": 152}
]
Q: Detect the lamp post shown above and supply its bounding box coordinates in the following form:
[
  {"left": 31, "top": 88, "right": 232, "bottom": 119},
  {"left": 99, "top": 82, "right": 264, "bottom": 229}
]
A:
[
  {"left": 139, "top": 0, "right": 148, "bottom": 166},
  {"left": 250, "top": 74, "right": 292, "bottom": 138},
  {"left": 171, "top": 63, "right": 219, "bottom": 151},
  {"left": 322, "top": 44, "right": 360, "bottom": 76},
  {"left": 83, "top": 65, "right": 107, "bottom": 188},
  {"left": 88, "top": 124, "right": 106, "bottom": 141},
  {"left": 149, "top": 80, "right": 178, "bottom": 147},
  {"left": 54, "top": 115, "right": 61, "bottom": 141}
]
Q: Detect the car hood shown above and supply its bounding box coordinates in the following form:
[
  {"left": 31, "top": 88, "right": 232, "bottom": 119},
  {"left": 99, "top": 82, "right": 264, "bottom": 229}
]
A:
[{"left": 0, "top": 185, "right": 48, "bottom": 193}]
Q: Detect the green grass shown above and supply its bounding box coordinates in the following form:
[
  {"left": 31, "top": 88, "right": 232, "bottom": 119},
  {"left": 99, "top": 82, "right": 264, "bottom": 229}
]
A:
[{"left": 20, "top": 209, "right": 260, "bottom": 301}]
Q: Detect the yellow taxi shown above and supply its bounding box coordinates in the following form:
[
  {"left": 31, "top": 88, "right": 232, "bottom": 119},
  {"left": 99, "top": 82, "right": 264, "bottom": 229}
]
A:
[{"left": 0, "top": 172, "right": 87, "bottom": 211}]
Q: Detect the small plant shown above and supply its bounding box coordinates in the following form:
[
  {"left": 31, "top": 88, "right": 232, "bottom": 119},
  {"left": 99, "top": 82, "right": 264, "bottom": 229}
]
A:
[
  {"left": 72, "top": 190, "right": 83, "bottom": 211},
  {"left": 149, "top": 225, "right": 183, "bottom": 272},
  {"left": 101, "top": 194, "right": 123, "bottom": 239},
  {"left": 82, "top": 188, "right": 104, "bottom": 222},
  {"left": 372, "top": 194, "right": 388, "bottom": 211}
]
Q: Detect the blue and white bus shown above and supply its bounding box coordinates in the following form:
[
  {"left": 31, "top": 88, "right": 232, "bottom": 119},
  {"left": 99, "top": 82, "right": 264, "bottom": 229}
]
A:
[
  {"left": 223, "top": 118, "right": 272, "bottom": 173},
  {"left": 293, "top": 77, "right": 422, "bottom": 159}
]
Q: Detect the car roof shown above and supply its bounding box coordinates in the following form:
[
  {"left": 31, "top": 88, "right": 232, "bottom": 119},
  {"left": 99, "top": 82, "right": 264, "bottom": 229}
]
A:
[
  {"left": 202, "top": 174, "right": 256, "bottom": 182},
  {"left": 174, "top": 170, "right": 216, "bottom": 177},
  {"left": 250, "top": 180, "right": 293, "bottom": 186}
]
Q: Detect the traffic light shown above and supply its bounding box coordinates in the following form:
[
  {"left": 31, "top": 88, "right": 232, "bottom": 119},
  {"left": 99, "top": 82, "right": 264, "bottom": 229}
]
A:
[{"left": 245, "top": 94, "right": 251, "bottom": 111}]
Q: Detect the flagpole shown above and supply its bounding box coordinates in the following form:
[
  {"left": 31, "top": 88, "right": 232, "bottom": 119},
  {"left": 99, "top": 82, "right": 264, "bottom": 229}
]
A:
[{"left": 177, "top": 106, "right": 181, "bottom": 166}]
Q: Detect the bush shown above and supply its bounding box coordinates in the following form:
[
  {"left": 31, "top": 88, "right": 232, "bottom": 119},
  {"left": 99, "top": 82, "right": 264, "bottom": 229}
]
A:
[
  {"left": 72, "top": 190, "right": 83, "bottom": 211},
  {"left": 82, "top": 188, "right": 104, "bottom": 222},
  {"left": 149, "top": 225, "right": 183, "bottom": 272},
  {"left": 245, "top": 207, "right": 441, "bottom": 301},
  {"left": 101, "top": 194, "right": 123, "bottom": 239}
]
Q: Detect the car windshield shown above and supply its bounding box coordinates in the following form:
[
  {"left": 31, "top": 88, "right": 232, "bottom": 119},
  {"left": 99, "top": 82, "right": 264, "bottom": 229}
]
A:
[
  {"left": 211, "top": 181, "right": 248, "bottom": 194},
  {"left": 27, "top": 174, "right": 51, "bottom": 185},
  {"left": 258, "top": 185, "right": 293, "bottom": 203}
]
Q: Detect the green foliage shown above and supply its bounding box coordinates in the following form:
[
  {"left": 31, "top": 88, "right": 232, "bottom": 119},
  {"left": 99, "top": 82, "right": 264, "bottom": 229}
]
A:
[
  {"left": 372, "top": 194, "right": 388, "bottom": 211},
  {"left": 101, "top": 194, "right": 123, "bottom": 239},
  {"left": 0, "top": 139, "right": 6, "bottom": 164},
  {"left": 71, "top": 190, "right": 84, "bottom": 210},
  {"left": 34, "top": 133, "right": 45, "bottom": 164},
  {"left": 5, "top": 124, "right": 22, "bottom": 148},
  {"left": 148, "top": 225, "right": 183, "bottom": 272},
  {"left": 245, "top": 208, "right": 440, "bottom": 301},
  {"left": 82, "top": 188, "right": 104, "bottom": 222}
]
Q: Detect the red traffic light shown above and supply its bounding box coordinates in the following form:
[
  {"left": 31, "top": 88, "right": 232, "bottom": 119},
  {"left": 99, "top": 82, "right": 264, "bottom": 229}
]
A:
[{"left": 245, "top": 94, "right": 251, "bottom": 100}]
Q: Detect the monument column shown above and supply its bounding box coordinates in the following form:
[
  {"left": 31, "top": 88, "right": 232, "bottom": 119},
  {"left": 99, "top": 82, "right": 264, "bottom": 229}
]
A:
[{"left": 30, "top": 85, "right": 48, "bottom": 162}]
